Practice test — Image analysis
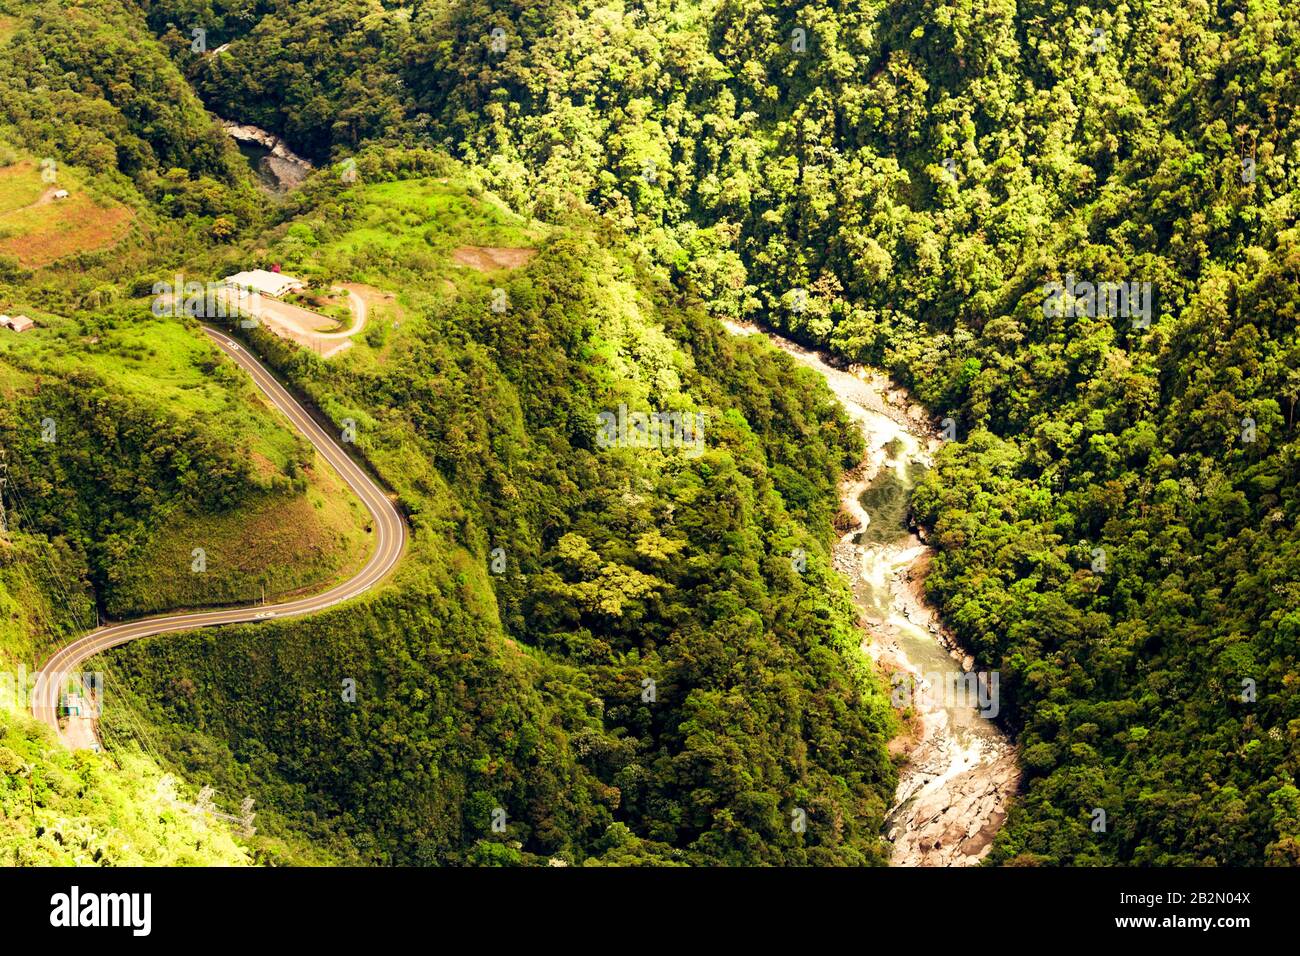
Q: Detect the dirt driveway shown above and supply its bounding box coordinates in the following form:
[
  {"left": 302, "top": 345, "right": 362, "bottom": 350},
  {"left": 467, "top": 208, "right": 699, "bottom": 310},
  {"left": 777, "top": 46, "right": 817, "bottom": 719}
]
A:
[{"left": 219, "top": 286, "right": 364, "bottom": 358}]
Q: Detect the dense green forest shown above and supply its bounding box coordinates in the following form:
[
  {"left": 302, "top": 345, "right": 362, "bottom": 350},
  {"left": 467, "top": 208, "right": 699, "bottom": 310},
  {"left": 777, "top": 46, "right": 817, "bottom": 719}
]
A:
[
  {"left": 108, "top": 162, "right": 898, "bottom": 865},
  {"left": 0, "top": 704, "right": 250, "bottom": 864},
  {"left": 144, "top": 0, "right": 1300, "bottom": 864},
  {"left": 0, "top": 0, "right": 1296, "bottom": 866}
]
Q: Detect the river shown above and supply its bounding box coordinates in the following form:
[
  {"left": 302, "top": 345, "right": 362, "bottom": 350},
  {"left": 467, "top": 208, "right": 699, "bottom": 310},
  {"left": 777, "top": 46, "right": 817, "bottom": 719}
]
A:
[{"left": 723, "top": 320, "right": 1020, "bottom": 865}]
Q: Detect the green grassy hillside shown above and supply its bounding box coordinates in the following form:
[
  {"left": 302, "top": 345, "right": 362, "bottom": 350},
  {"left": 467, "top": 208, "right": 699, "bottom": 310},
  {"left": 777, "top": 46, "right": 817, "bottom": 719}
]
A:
[
  {"left": 0, "top": 270, "right": 370, "bottom": 868},
  {"left": 0, "top": 1, "right": 382, "bottom": 867},
  {"left": 0, "top": 302, "right": 372, "bottom": 620}
]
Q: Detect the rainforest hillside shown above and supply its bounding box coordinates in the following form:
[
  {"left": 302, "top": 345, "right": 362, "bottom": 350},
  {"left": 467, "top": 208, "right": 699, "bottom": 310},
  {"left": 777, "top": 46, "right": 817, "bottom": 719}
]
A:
[
  {"left": 1, "top": 0, "right": 900, "bottom": 866},
  {"left": 136, "top": 0, "right": 1300, "bottom": 864},
  {"left": 0, "top": 0, "right": 1295, "bottom": 867},
  {"left": 108, "top": 154, "right": 899, "bottom": 865}
]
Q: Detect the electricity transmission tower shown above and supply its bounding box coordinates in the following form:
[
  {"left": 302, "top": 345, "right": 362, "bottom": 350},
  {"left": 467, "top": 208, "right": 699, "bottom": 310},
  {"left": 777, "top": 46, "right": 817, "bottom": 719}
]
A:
[{"left": 188, "top": 785, "right": 257, "bottom": 837}]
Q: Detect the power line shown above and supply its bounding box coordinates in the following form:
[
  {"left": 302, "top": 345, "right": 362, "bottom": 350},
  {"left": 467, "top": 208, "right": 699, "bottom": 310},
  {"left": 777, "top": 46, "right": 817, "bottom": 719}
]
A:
[
  {"left": 4, "top": 481, "right": 94, "bottom": 636},
  {"left": 1, "top": 448, "right": 8, "bottom": 535}
]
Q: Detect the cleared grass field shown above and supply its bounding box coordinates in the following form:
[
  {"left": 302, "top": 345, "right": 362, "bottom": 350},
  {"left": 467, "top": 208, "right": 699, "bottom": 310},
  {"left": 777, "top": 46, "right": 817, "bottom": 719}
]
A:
[
  {"left": 104, "top": 456, "right": 372, "bottom": 617},
  {"left": 326, "top": 178, "right": 545, "bottom": 263},
  {"left": 0, "top": 309, "right": 301, "bottom": 468},
  {"left": 0, "top": 160, "right": 133, "bottom": 267},
  {"left": 0, "top": 161, "right": 46, "bottom": 213},
  {"left": 288, "top": 177, "right": 547, "bottom": 373}
]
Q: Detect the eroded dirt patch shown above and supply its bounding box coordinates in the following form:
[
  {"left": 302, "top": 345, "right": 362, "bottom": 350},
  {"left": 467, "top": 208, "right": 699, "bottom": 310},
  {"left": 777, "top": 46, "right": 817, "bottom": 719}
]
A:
[{"left": 451, "top": 246, "right": 536, "bottom": 271}]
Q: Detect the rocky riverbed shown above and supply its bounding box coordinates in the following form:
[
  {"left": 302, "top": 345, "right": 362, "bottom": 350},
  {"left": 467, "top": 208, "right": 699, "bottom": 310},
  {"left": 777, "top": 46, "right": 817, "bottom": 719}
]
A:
[
  {"left": 221, "top": 120, "right": 313, "bottom": 192},
  {"left": 723, "top": 319, "right": 1021, "bottom": 865}
]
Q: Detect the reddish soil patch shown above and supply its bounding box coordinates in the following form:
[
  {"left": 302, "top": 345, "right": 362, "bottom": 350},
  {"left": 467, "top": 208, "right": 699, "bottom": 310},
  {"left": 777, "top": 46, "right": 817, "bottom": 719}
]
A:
[
  {"left": 0, "top": 195, "right": 133, "bottom": 268},
  {"left": 451, "top": 246, "right": 536, "bottom": 271}
]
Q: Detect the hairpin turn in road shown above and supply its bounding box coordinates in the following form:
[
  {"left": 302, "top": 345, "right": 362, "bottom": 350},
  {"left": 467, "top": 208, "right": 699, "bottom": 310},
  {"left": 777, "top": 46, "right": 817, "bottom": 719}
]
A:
[{"left": 31, "top": 325, "right": 407, "bottom": 740}]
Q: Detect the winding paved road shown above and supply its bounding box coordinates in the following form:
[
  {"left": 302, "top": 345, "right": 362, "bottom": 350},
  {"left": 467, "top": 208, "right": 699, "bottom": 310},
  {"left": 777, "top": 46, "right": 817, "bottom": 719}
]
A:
[{"left": 31, "top": 325, "right": 406, "bottom": 738}]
